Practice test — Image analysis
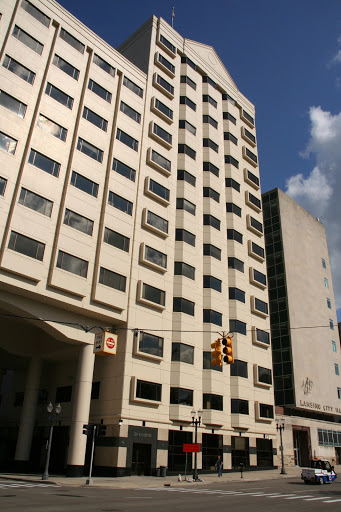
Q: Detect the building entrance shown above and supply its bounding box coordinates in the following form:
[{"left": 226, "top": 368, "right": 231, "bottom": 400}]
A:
[
  {"left": 131, "top": 443, "right": 151, "bottom": 476},
  {"left": 293, "top": 428, "right": 310, "bottom": 466}
]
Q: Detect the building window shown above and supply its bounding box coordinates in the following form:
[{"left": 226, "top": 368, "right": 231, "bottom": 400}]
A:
[
  {"left": 252, "top": 297, "right": 269, "bottom": 315},
  {"left": 99, "top": 267, "right": 126, "bottom": 292},
  {"left": 141, "top": 283, "right": 165, "bottom": 307},
  {"left": 21, "top": 0, "right": 50, "bottom": 27},
  {"left": 112, "top": 158, "right": 136, "bottom": 182},
  {"left": 12, "top": 25, "right": 43, "bottom": 55},
  {"left": 324, "top": 278, "right": 329, "bottom": 289},
  {"left": 242, "top": 127, "right": 256, "bottom": 145},
  {"left": 203, "top": 187, "right": 219, "bottom": 202},
  {"left": 249, "top": 240, "right": 265, "bottom": 260},
  {"left": 203, "top": 352, "right": 222, "bottom": 372},
  {"left": 231, "top": 399, "right": 249, "bottom": 415},
  {"left": 123, "top": 76, "right": 143, "bottom": 97},
  {"left": 136, "top": 379, "right": 161, "bottom": 402},
  {"left": 181, "top": 56, "right": 196, "bottom": 69},
  {"left": 53, "top": 54, "right": 79, "bottom": 80},
  {"left": 244, "top": 146, "right": 258, "bottom": 165},
  {"left": 202, "top": 95, "right": 217, "bottom": 108},
  {"left": 159, "top": 34, "right": 176, "bottom": 55},
  {"left": 248, "top": 215, "right": 263, "bottom": 235},
  {"left": 155, "top": 74, "right": 174, "bottom": 96},
  {"left": 0, "top": 132, "right": 17, "bottom": 155},
  {"left": 225, "top": 155, "right": 239, "bottom": 169},
  {"left": 55, "top": 385, "right": 72, "bottom": 403},
  {"left": 147, "top": 178, "right": 169, "bottom": 202},
  {"left": 120, "top": 101, "right": 141, "bottom": 123},
  {"left": 148, "top": 148, "right": 171, "bottom": 174},
  {"left": 251, "top": 268, "right": 267, "bottom": 287},
  {"left": 173, "top": 297, "right": 195, "bottom": 316},
  {"left": 176, "top": 198, "right": 196, "bottom": 215},
  {"left": 256, "top": 403, "right": 274, "bottom": 420},
  {"left": 19, "top": 188, "right": 53, "bottom": 217},
  {"left": 174, "top": 261, "right": 195, "bottom": 280},
  {"left": 241, "top": 109, "right": 254, "bottom": 126},
  {"left": 338, "top": 388, "right": 341, "bottom": 399},
  {"left": 203, "top": 309, "right": 222, "bottom": 326},
  {"left": 88, "top": 78, "right": 112, "bottom": 103},
  {"left": 247, "top": 192, "right": 262, "bottom": 210},
  {"left": 177, "top": 169, "right": 196, "bottom": 186},
  {"left": 203, "top": 75, "right": 217, "bottom": 88},
  {"left": 108, "top": 191, "right": 133, "bottom": 215},
  {"left": 230, "top": 360, "right": 248, "bottom": 378},
  {"left": 144, "top": 210, "right": 168, "bottom": 235},
  {"left": 77, "top": 137, "right": 103, "bottom": 163},
  {"left": 203, "top": 394, "right": 223, "bottom": 411},
  {"left": 225, "top": 177, "right": 240, "bottom": 192},
  {"left": 8, "top": 231, "right": 45, "bottom": 261},
  {"left": 254, "top": 328, "right": 270, "bottom": 346},
  {"left": 178, "top": 143, "right": 196, "bottom": 160},
  {"left": 226, "top": 202, "right": 242, "bottom": 217},
  {"left": 157, "top": 53, "right": 175, "bottom": 74},
  {"left": 327, "top": 298, "right": 332, "bottom": 309},
  {"left": 203, "top": 161, "right": 219, "bottom": 177},
  {"left": 180, "top": 75, "right": 196, "bottom": 90},
  {"left": 71, "top": 171, "right": 98, "bottom": 198},
  {"left": 170, "top": 388, "right": 193, "bottom": 406},
  {"left": 151, "top": 122, "right": 172, "bottom": 146},
  {"left": 230, "top": 319, "right": 247, "bottom": 335},
  {"left": 63, "top": 209, "right": 93, "bottom": 236},
  {"left": 59, "top": 28, "right": 84, "bottom": 53},
  {"left": 83, "top": 106, "right": 107, "bottom": 131},
  {"left": 203, "top": 244, "right": 221, "bottom": 260},
  {"left": 257, "top": 366, "right": 272, "bottom": 385},
  {"left": 104, "top": 227, "right": 129, "bottom": 252},
  {"left": 228, "top": 257, "right": 244, "bottom": 273},
  {"left": 332, "top": 341, "right": 337, "bottom": 353},
  {"left": 143, "top": 245, "right": 167, "bottom": 269},
  {"left": 139, "top": 331, "right": 163, "bottom": 358},
  {"left": 203, "top": 114, "right": 218, "bottom": 129},
  {"left": 3, "top": 55, "right": 35, "bottom": 84},
  {"left": 28, "top": 149, "right": 60, "bottom": 177},
  {"left": 116, "top": 128, "right": 138, "bottom": 151},
  {"left": 0, "top": 89, "right": 27, "bottom": 118},
  {"left": 245, "top": 168, "right": 260, "bottom": 188},
  {"left": 45, "top": 82, "right": 73, "bottom": 109},
  {"left": 229, "top": 287, "right": 245, "bottom": 303},
  {"left": 322, "top": 258, "right": 327, "bottom": 269},
  {"left": 93, "top": 53, "right": 115, "bottom": 76},
  {"left": 180, "top": 95, "right": 196, "bottom": 111},
  {"left": 175, "top": 228, "right": 195, "bottom": 246},
  {"left": 179, "top": 119, "right": 196, "bottom": 135},
  {"left": 227, "top": 229, "right": 243, "bottom": 244},
  {"left": 37, "top": 114, "right": 67, "bottom": 141},
  {"left": 223, "top": 112, "right": 236, "bottom": 124},
  {"left": 203, "top": 138, "right": 219, "bottom": 152},
  {"left": 172, "top": 343, "right": 194, "bottom": 364},
  {"left": 56, "top": 251, "right": 88, "bottom": 278},
  {"left": 203, "top": 214, "right": 220, "bottom": 230},
  {"left": 154, "top": 98, "right": 173, "bottom": 121},
  {"left": 204, "top": 275, "right": 222, "bottom": 292},
  {"left": 0, "top": 177, "right": 7, "bottom": 196},
  {"left": 224, "top": 132, "right": 238, "bottom": 145},
  {"left": 330, "top": 319, "right": 334, "bottom": 330}
]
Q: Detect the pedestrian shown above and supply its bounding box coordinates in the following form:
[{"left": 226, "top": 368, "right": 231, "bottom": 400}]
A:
[{"left": 215, "top": 455, "right": 223, "bottom": 477}]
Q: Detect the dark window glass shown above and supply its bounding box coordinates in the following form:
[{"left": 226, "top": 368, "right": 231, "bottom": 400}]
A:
[
  {"left": 229, "top": 287, "right": 245, "bottom": 303},
  {"left": 0, "top": 89, "right": 27, "bottom": 118},
  {"left": 258, "top": 366, "right": 272, "bottom": 385},
  {"left": 146, "top": 211, "right": 168, "bottom": 234},
  {"left": 203, "top": 75, "right": 216, "bottom": 88},
  {"left": 226, "top": 202, "right": 242, "bottom": 217},
  {"left": 245, "top": 147, "right": 258, "bottom": 164},
  {"left": 203, "top": 138, "right": 218, "bottom": 152},
  {"left": 230, "top": 319, "right": 247, "bottom": 335},
  {"left": 150, "top": 149, "right": 171, "bottom": 172},
  {"left": 177, "top": 169, "right": 196, "bottom": 186},
  {"left": 254, "top": 298, "right": 268, "bottom": 314},
  {"left": 28, "top": 149, "right": 60, "bottom": 177},
  {"left": 156, "top": 74, "right": 174, "bottom": 95},
  {"left": 242, "top": 109, "right": 254, "bottom": 125},
  {"left": 225, "top": 155, "right": 239, "bottom": 168},
  {"left": 93, "top": 54, "right": 115, "bottom": 76},
  {"left": 227, "top": 229, "right": 243, "bottom": 244},
  {"left": 103, "top": 227, "right": 129, "bottom": 252},
  {"left": 170, "top": 388, "right": 193, "bottom": 406},
  {"left": 176, "top": 197, "right": 195, "bottom": 215},
  {"left": 203, "top": 351, "right": 222, "bottom": 372},
  {"left": 71, "top": 171, "right": 98, "bottom": 198},
  {"left": 172, "top": 343, "right": 194, "bottom": 364},
  {"left": 222, "top": 93, "right": 236, "bottom": 105},
  {"left": 136, "top": 380, "right": 161, "bottom": 402},
  {"left": 77, "top": 137, "right": 103, "bottom": 162},
  {"left": 56, "top": 250, "right": 88, "bottom": 277},
  {"left": 139, "top": 331, "right": 163, "bottom": 358},
  {"left": 19, "top": 188, "right": 53, "bottom": 217},
  {"left": 142, "top": 283, "right": 165, "bottom": 306},
  {"left": 180, "top": 96, "right": 196, "bottom": 111},
  {"left": 203, "top": 114, "right": 218, "bottom": 129},
  {"left": 21, "top": 0, "right": 50, "bottom": 27},
  {"left": 149, "top": 178, "right": 169, "bottom": 201},
  {"left": 181, "top": 56, "right": 196, "bottom": 70},
  {"left": 175, "top": 228, "right": 195, "bottom": 246},
  {"left": 203, "top": 275, "right": 221, "bottom": 292},
  {"left": 179, "top": 119, "right": 196, "bottom": 135},
  {"left": 224, "top": 132, "right": 238, "bottom": 145},
  {"left": 203, "top": 161, "right": 219, "bottom": 177},
  {"left": 231, "top": 399, "right": 249, "bottom": 415},
  {"left": 256, "top": 329, "right": 270, "bottom": 345},
  {"left": 116, "top": 128, "right": 138, "bottom": 151},
  {"left": 63, "top": 209, "right": 93, "bottom": 235},
  {"left": 230, "top": 360, "right": 248, "bottom": 378},
  {"left": 158, "top": 53, "right": 175, "bottom": 74},
  {"left": 144, "top": 245, "right": 167, "bottom": 269},
  {"left": 12, "top": 25, "right": 43, "bottom": 55},
  {"left": 59, "top": 28, "right": 84, "bottom": 53},
  {"left": 173, "top": 297, "right": 195, "bottom": 316},
  {"left": 99, "top": 267, "right": 126, "bottom": 292},
  {"left": 108, "top": 191, "right": 133, "bottom": 215},
  {"left": 0, "top": 177, "right": 7, "bottom": 196},
  {"left": 250, "top": 216, "right": 263, "bottom": 233},
  {"left": 203, "top": 214, "right": 220, "bottom": 230},
  {"left": 203, "top": 94, "right": 217, "bottom": 108},
  {"left": 203, "top": 394, "right": 223, "bottom": 411},
  {"left": 112, "top": 158, "right": 136, "bottom": 182},
  {"left": 153, "top": 123, "right": 172, "bottom": 145},
  {"left": 244, "top": 128, "right": 256, "bottom": 143},
  {"left": 91, "top": 381, "right": 100, "bottom": 400},
  {"left": 247, "top": 169, "right": 259, "bottom": 186},
  {"left": 253, "top": 269, "right": 267, "bottom": 286},
  {"left": 248, "top": 192, "right": 261, "bottom": 209},
  {"left": 223, "top": 112, "right": 236, "bottom": 124},
  {"left": 8, "top": 231, "right": 45, "bottom": 260},
  {"left": 53, "top": 54, "right": 79, "bottom": 80},
  {"left": 259, "top": 404, "right": 274, "bottom": 419},
  {"left": 203, "top": 309, "right": 222, "bottom": 326},
  {"left": 3, "top": 55, "right": 35, "bottom": 84},
  {"left": 160, "top": 34, "right": 176, "bottom": 54},
  {"left": 37, "top": 114, "right": 67, "bottom": 141},
  {"left": 155, "top": 98, "right": 173, "bottom": 120},
  {"left": 203, "top": 187, "right": 219, "bottom": 202},
  {"left": 120, "top": 101, "right": 141, "bottom": 123},
  {"left": 88, "top": 78, "right": 112, "bottom": 103},
  {"left": 228, "top": 257, "right": 244, "bottom": 272},
  {"left": 225, "top": 177, "right": 240, "bottom": 191},
  {"left": 0, "top": 132, "right": 17, "bottom": 154},
  {"left": 55, "top": 385, "right": 72, "bottom": 402},
  {"left": 252, "top": 241, "right": 264, "bottom": 258},
  {"left": 83, "top": 106, "right": 107, "bottom": 131},
  {"left": 180, "top": 75, "right": 196, "bottom": 90},
  {"left": 174, "top": 261, "right": 195, "bottom": 280},
  {"left": 123, "top": 76, "right": 143, "bottom": 97},
  {"left": 45, "top": 82, "right": 73, "bottom": 109},
  {"left": 203, "top": 244, "right": 221, "bottom": 260}
]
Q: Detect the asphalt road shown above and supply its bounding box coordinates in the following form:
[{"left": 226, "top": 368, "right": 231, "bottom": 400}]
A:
[{"left": 1, "top": 477, "right": 341, "bottom": 511}]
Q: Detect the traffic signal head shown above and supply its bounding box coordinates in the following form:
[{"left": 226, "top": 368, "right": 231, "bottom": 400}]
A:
[
  {"left": 222, "top": 336, "right": 234, "bottom": 364},
  {"left": 211, "top": 339, "right": 222, "bottom": 366}
]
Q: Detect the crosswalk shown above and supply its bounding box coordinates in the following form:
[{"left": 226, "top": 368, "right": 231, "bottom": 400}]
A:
[
  {"left": 0, "top": 481, "right": 60, "bottom": 489},
  {"left": 139, "top": 487, "right": 341, "bottom": 504}
]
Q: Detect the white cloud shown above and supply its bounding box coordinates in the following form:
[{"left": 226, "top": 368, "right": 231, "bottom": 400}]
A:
[{"left": 286, "top": 106, "right": 341, "bottom": 310}]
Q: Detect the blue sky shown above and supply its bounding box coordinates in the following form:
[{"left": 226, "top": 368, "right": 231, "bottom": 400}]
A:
[{"left": 59, "top": 0, "right": 341, "bottom": 321}]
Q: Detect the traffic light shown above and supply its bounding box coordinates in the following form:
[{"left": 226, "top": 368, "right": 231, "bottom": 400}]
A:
[
  {"left": 211, "top": 339, "right": 222, "bottom": 366},
  {"left": 222, "top": 336, "right": 234, "bottom": 364}
]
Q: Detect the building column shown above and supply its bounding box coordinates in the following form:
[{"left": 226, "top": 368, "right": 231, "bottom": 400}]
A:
[
  {"left": 14, "top": 355, "right": 42, "bottom": 466},
  {"left": 66, "top": 343, "right": 95, "bottom": 476}
]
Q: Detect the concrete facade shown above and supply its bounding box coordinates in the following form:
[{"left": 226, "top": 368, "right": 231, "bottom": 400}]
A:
[{"left": 0, "top": 0, "right": 275, "bottom": 476}]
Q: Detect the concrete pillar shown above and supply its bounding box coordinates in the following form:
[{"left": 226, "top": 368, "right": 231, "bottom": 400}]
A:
[
  {"left": 66, "top": 343, "right": 94, "bottom": 476},
  {"left": 14, "top": 355, "right": 42, "bottom": 463}
]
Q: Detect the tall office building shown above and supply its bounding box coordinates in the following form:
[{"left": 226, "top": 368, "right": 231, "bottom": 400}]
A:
[
  {"left": 0, "top": 0, "right": 275, "bottom": 476},
  {"left": 262, "top": 189, "right": 341, "bottom": 467}
]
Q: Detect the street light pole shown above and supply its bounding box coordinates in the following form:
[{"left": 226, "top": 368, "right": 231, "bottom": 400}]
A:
[
  {"left": 191, "top": 409, "right": 202, "bottom": 481},
  {"left": 276, "top": 419, "right": 286, "bottom": 475},
  {"left": 42, "top": 402, "right": 61, "bottom": 481}
]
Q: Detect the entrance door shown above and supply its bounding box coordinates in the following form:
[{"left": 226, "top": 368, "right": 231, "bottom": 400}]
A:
[
  {"left": 131, "top": 443, "right": 151, "bottom": 476},
  {"left": 293, "top": 428, "right": 310, "bottom": 467}
]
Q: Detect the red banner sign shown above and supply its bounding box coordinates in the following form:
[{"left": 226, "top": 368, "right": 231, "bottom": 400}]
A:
[{"left": 183, "top": 443, "right": 200, "bottom": 453}]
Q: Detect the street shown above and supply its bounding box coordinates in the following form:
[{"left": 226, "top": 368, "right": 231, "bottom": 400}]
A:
[{"left": 1, "top": 477, "right": 341, "bottom": 511}]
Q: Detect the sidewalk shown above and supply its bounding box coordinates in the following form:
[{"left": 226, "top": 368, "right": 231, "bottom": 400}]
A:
[{"left": 0, "top": 465, "right": 311, "bottom": 489}]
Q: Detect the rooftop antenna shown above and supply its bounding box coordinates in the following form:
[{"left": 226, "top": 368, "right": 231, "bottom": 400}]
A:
[{"left": 171, "top": 6, "right": 175, "bottom": 28}]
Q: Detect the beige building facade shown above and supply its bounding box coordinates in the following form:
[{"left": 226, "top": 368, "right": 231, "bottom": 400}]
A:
[
  {"left": 0, "top": 0, "right": 275, "bottom": 476},
  {"left": 262, "top": 189, "right": 341, "bottom": 467}
]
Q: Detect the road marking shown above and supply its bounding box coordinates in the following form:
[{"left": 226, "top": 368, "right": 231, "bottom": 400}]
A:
[
  {"left": 323, "top": 498, "right": 341, "bottom": 503},
  {"left": 285, "top": 495, "right": 314, "bottom": 499},
  {"left": 304, "top": 496, "right": 332, "bottom": 501},
  {"left": 267, "top": 494, "right": 296, "bottom": 498}
]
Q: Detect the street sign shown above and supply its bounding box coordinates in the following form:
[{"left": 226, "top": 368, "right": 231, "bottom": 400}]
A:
[
  {"left": 183, "top": 443, "right": 200, "bottom": 453},
  {"left": 93, "top": 331, "right": 117, "bottom": 356}
]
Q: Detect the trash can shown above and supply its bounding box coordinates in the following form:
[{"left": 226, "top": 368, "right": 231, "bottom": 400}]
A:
[
  {"left": 155, "top": 468, "right": 160, "bottom": 477},
  {"left": 160, "top": 466, "right": 167, "bottom": 477}
]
